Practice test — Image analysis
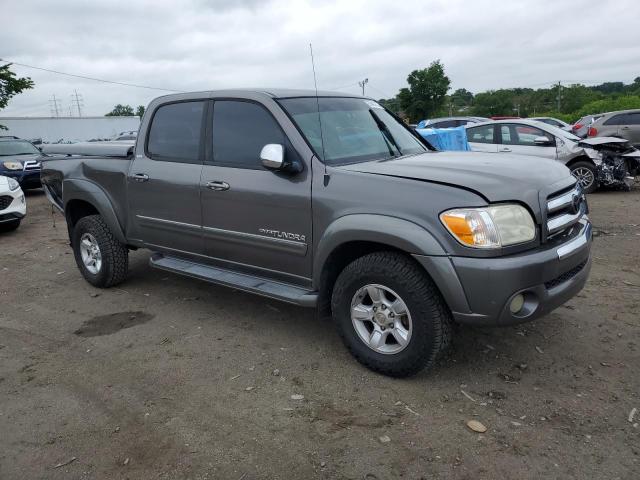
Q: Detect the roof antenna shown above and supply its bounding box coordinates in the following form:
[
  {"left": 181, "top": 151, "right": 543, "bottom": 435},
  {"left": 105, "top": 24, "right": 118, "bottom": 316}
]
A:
[{"left": 309, "top": 43, "right": 329, "bottom": 184}]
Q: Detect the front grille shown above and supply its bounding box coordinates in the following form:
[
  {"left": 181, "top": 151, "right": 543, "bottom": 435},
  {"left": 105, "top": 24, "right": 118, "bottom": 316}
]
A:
[
  {"left": 544, "top": 259, "right": 588, "bottom": 289},
  {"left": 0, "top": 195, "right": 13, "bottom": 210},
  {"left": 23, "top": 160, "right": 41, "bottom": 171},
  {"left": 546, "top": 183, "right": 587, "bottom": 238}
]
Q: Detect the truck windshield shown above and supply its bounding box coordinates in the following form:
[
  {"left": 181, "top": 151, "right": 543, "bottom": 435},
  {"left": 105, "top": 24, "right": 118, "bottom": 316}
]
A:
[
  {"left": 278, "top": 97, "right": 427, "bottom": 165},
  {"left": 0, "top": 140, "right": 40, "bottom": 156}
]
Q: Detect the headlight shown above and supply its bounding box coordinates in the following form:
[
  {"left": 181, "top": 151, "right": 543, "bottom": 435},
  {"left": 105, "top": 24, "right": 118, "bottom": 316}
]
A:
[
  {"left": 440, "top": 204, "right": 536, "bottom": 248},
  {"left": 3, "top": 161, "right": 23, "bottom": 170},
  {"left": 7, "top": 177, "right": 21, "bottom": 191}
]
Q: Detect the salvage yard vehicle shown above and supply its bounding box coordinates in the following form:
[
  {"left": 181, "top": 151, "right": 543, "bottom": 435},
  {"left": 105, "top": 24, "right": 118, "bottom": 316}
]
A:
[
  {"left": 466, "top": 119, "right": 640, "bottom": 193},
  {"left": 531, "top": 117, "right": 572, "bottom": 131},
  {"left": 0, "top": 137, "right": 43, "bottom": 189},
  {"left": 0, "top": 174, "right": 26, "bottom": 232},
  {"left": 417, "top": 116, "right": 489, "bottom": 129},
  {"left": 41, "top": 89, "right": 592, "bottom": 377},
  {"left": 586, "top": 109, "right": 640, "bottom": 147}
]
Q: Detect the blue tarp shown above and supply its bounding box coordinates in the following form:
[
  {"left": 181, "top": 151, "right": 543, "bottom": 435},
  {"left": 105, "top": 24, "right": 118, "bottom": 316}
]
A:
[{"left": 415, "top": 125, "right": 470, "bottom": 151}]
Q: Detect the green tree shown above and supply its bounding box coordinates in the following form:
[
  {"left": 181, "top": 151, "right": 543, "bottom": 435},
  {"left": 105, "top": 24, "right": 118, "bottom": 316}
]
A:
[
  {"left": 0, "top": 63, "right": 34, "bottom": 129},
  {"left": 135, "top": 105, "right": 145, "bottom": 118},
  {"left": 105, "top": 104, "right": 135, "bottom": 116},
  {"left": 398, "top": 60, "right": 451, "bottom": 122}
]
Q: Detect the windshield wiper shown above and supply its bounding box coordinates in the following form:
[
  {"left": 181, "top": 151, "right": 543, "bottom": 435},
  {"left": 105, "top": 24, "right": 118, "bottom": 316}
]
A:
[{"left": 369, "top": 109, "right": 402, "bottom": 158}]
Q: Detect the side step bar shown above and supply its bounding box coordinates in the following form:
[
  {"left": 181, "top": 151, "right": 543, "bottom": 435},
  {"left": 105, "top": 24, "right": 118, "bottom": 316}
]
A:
[{"left": 149, "top": 253, "right": 318, "bottom": 307}]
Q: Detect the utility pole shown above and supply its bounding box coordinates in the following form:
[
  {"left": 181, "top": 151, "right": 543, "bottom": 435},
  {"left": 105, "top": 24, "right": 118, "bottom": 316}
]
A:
[
  {"left": 358, "top": 78, "right": 369, "bottom": 96},
  {"left": 70, "top": 90, "right": 84, "bottom": 117},
  {"left": 49, "top": 94, "right": 61, "bottom": 117},
  {"left": 555, "top": 81, "right": 563, "bottom": 112}
]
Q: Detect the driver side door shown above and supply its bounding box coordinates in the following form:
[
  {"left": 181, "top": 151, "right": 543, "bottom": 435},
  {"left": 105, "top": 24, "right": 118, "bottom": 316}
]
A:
[
  {"left": 498, "top": 123, "right": 557, "bottom": 159},
  {"left": 199, "top": 99, "right": 313, "bottom": 286}
]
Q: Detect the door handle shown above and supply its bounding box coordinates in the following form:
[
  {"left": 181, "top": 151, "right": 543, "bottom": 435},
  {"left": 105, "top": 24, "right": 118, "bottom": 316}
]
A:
[
  {"left": 500, "top": 147, "right": 512, "bottom": 152},
  {"left": 206, "top": 180, "right": 230, "bottom": 191},
  {"left": 131, "top": 173, "right": 149, "bottom": 182},
  {"left": 621, "top": 126, "right": 630, "bottom": 130}
]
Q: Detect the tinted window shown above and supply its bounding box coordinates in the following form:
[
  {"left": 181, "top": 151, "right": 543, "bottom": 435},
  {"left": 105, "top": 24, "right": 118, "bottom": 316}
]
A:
[
  {"left": 627, "top": 112, "right": 640, "bottom": 125},
  {"left": 501, "top": 124, "right": 551, "bottom": 146},
  {"left": 432, "top": 120, "right": 457, "bottom": 128},
  {"left": 147, "top": 101, "right": 205, "bottom": 162},
  {"left": 466, "top": 125, "right": 495, "bottom": 144},
  {"left": 212, "top": 100, "right": 284, "bottom": 168},
  {"left": 604, "top": 114, "right": 625, "bottom": 126},
  {"left": 0, "top": 140, "right": 40, "bottom": 156}
]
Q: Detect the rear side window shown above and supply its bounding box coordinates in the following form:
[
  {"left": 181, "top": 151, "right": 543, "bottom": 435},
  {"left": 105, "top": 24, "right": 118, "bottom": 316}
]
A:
[
  {"left": 147, "top": 101, "right": 205, "bottom": 163},
  {"left": 627, "top": 112, "right": 640, "bottom": 125},
  {"left": 432, "top": 120, "right": 457, "bottom": 128},
  {"left": 466, "top": 125, "right": 495, "bottom": 144},
  {"left": 604, "top": 114, "right": 626, "bottom": 126},
  {"left": 212, "top": 100, "right": 285, "bottom": 169}
]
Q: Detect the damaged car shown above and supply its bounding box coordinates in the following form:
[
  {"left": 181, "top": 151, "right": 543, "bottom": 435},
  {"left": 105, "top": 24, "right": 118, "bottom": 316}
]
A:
[{"left": 466, "top": 119, "right": 640, "bottom": 193}]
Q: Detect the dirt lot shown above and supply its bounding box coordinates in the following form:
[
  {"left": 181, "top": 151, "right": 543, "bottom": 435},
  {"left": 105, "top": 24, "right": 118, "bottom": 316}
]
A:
[{"left": 1, "top": 189, "right": 638, "bottom": 480}]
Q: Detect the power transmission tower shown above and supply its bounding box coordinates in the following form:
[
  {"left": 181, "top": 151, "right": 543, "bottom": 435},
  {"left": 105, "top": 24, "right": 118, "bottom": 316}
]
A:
[
  {"left": 358, "top": 78, "right": 369, "bottom": 96},
  {"left": 49, "top": 94, "right": 61, "bottom": 117},
  {"left": 70, "top": 90, "right": 84, "bottom": 117}
]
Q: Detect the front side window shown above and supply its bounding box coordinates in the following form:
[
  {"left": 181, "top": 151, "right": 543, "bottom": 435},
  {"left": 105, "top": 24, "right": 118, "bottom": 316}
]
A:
[
  {"left": 0, "top": 140, "right": 40, "bottom": 156},
  {"left": 147, "top": 101, "right": 205, "bottom": 162},
  {"left": 212, "top": 100, "right": 285, "bottom": 169},
  {"left": 466, "top": 125, "right": 495, "bottom": 144},
  {"left": 432, "top": 120, "right": 457, "bottom": 128},
  {"left": 278, "top": 97, "right": 427, "bottom": 165},
  {"left": 501, "top": 124, "right": 551, "bottom": 146}
]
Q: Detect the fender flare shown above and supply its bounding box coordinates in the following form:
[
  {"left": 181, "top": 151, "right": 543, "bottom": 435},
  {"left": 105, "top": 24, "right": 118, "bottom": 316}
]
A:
[
  {"left": 313, "top": 214, "right": 446, "bottom": 285},
  {"left": 62, "top": 178, "right": 127, "bottom": 244}
]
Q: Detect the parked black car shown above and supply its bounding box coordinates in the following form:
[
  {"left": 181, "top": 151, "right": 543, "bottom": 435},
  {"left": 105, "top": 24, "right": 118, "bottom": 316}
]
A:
[{"left": 0, "top": 137, "right": 43, "bottom": 189}]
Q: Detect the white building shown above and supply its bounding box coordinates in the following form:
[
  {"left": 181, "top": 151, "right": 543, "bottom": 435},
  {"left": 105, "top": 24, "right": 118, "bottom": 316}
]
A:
[{"left": 0, "top": 116, "right": 141, "bottom": 143}]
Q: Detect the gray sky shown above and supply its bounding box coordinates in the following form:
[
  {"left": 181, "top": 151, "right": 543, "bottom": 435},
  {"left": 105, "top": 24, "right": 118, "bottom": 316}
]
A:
[{"left": 2, "top": 0, "right": 639, "bottom": 116}]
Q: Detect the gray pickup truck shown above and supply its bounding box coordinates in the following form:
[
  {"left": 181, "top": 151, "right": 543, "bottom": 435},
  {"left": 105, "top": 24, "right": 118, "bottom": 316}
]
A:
[{"left": 41, "top": 89, "right": 592, "bottom": 377}]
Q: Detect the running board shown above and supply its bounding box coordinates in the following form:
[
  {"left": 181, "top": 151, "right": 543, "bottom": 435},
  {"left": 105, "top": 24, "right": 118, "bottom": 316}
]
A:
[{"left": 149, "top": 253, "right": 317, "bottom": 307}]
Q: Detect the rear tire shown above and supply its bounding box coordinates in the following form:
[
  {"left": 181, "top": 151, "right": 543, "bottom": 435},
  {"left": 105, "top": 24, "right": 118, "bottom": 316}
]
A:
[
  {"left": 72, "top": 215, "right": 128, "bottom": 288},
  {"left": 0, "top": 219, "right": 20, "bottom": 232},
  {"left": 331, "top": 252, "right": 452, "bottom": 377},
  {"left": 570, "top": 161, "right": 597, "bottom": 193}
]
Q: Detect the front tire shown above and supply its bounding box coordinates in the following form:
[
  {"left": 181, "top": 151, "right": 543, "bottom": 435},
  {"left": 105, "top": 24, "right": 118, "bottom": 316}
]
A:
[
  {"left": 331, "top": 252, "right": 452, "bottom": 377},
  {"left": 570, "top": 161, "right": 597, "bottom": 193},
  {"left": 72, "top": 215, "right": 128, "bottom": 288}
]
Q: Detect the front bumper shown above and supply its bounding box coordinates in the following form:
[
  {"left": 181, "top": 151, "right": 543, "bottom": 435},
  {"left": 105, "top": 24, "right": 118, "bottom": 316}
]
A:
[
  {"left": 0, "top": 189, "right": 27, "bottom": 223},
  {"left": 414, "top": 219, "right": 592, "bottom": 326},
  {"left": 3, "top": 169, "right": 42, "bottom": 189}
]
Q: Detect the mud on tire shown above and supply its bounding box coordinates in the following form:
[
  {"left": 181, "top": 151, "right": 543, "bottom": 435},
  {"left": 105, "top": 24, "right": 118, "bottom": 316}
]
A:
[
  {"left": 72, "top": 214, "right": 128, "bottom": 288},
  {"left": 331, "top": 251, "right": 453, "bottom": 377}
]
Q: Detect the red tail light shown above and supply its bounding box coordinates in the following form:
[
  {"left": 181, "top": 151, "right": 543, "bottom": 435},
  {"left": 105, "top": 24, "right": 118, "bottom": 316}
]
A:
[
  {"left": 573, "top": 123, "right": 583, "bottom": 131},
  {"left": 587, "top": 127, "right": 598, "bottom": 137}
]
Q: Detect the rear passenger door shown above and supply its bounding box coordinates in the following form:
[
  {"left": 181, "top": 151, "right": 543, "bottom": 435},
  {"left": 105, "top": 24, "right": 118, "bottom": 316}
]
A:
[
  {"left": 199, "top": 99, "right": 312, "bottom": 285},
  {"left": 466, "top": 124, "right": 498, "bottom": 152},
  {"left": 127, "top": 100, "right": 206, "bottom": 256},
  {"left": 498, "top": 123, "right": 556, "bottom": 159}
]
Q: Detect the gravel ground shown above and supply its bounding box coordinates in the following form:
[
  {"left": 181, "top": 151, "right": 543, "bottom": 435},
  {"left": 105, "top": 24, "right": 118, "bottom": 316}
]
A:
[{"left": 1, "top": 189, "right": 639, "bottom": 480}]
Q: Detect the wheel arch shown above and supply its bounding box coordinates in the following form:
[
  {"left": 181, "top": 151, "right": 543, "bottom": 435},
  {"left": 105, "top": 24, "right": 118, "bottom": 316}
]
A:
[
  {"left": 63, "top": 179, "right": 126, "bottom": 244},
  {"left": 313, "top": 215, "right": 448, "bottom": 316},
  {"left": 565, "top": 155, "right": 595, "bottom": 169}
]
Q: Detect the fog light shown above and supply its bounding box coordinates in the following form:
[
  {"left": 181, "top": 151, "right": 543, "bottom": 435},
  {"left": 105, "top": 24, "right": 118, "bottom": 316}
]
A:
[{"left": 510, "top": 294, "right": 525, "bottom": 314}]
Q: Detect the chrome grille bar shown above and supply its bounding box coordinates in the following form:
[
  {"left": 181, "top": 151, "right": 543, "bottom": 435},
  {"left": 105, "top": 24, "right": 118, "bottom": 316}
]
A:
[{"left": 547, "top": 184, "right": 582, "bottom": 214}]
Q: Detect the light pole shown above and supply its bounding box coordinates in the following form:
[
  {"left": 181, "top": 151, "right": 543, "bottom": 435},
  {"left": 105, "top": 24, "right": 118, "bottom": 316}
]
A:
[{"left": 358, "top": 78, "right": 369, "bottom": 96}]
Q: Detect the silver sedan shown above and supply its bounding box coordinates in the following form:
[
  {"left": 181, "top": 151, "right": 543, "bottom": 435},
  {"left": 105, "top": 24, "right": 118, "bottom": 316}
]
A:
[{"left": 466, "top": 119, "right": 604, "bottom": 192}]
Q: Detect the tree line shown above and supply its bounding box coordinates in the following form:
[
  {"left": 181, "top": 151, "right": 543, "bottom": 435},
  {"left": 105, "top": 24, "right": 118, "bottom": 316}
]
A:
[{"left": 379, "top": 60, "right": 640, "bottom": 123}]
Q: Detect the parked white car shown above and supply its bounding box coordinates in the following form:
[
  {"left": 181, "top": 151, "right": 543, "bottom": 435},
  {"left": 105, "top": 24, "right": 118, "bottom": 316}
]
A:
[
  {"left": 465, "top": 119, "right": 640, "bottom": 193},
  {"left": 0, "top": 175, "right": 26, "bottom": 232}
]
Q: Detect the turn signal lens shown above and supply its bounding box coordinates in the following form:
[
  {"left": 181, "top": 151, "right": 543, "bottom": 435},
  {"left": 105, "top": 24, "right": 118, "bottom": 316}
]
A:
[{"left": 440, "top": 204, "right": 535, "bottom": 249}]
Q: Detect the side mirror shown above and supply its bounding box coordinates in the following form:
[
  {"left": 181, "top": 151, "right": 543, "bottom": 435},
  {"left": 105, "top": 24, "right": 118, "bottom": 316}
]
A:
[
  {"left": 260, "top": 144, "right": 285, "bottom": 170},
  {"left": 534, "top": 136, "right": 553, "bottom": 146}
]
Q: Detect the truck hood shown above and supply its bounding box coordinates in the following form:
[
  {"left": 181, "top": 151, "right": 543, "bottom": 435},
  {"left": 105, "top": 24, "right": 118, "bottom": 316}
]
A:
[{"left": 337, "top": 151, "right": 574, "bottom": 204}]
